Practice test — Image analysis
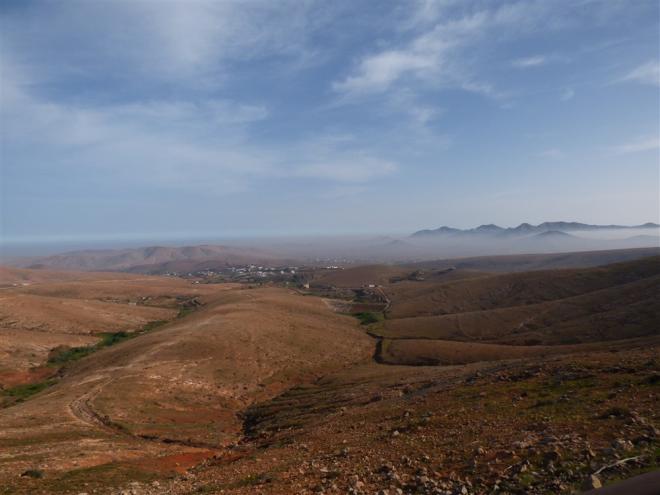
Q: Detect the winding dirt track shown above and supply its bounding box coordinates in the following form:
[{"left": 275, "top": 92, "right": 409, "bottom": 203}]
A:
[
  {"left": 67, "top": 375, "right": 224, "bottom": 450},
  {"left": 67, "top": 378, "right": 119, "bottom": 435}
]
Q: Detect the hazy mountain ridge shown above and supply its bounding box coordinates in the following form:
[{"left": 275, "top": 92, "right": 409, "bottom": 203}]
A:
[
  {"left": 412, "top": 221, "right": 660, "bottom": 237},
  {"left": 5, "top": 223, "right": 659, "bottom": 273},
  {"left": 11, "top": 244, "right": 282, "bottom": 272}
]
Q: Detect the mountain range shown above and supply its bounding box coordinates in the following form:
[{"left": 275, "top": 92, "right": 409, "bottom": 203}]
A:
[
  {"left": 412, "top": 221, "right": 660, "bottom": 237},
  {"left": 10, "top": 244, "right": 283, "bottom": 273}
]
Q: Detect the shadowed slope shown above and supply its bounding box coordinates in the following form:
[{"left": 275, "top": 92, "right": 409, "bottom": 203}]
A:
[{"left": 385, "top": 256, "right": 660, "bottom": 319}]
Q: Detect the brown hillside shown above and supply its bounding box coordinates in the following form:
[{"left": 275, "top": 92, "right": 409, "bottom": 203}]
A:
[
  {"left": 1, "top": 257, "right": 659, "bottom": 494},
  {"left": 0, "top": 286, "right": 372, "bottom": 483},
  {"left": 407, "top": 246, "right": 660, "bottom": 272},
  {"left": 379, "top": 275, "right": 660, "bottom": 345},
  {"left": 0, "top": 294, "right": 176, "bottom": 335},
  {"left": 385, "top": 256, "right": 660, "bottom": 319},
  {"left": 10, "top": 244, "right": 281, "bottom": 272}
]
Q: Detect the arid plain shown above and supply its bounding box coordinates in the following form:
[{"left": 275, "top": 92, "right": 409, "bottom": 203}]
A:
[{"left": 0, "top": 248, "right": 658, "bottom": 494}]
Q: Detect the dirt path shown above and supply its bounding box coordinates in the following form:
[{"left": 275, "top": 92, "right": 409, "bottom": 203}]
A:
[
  {"left": 68, "top": 377, "right": 131, "bottom": 437},
  {"left": 67, "top": 376, "right": 223, "bottom": 450}
]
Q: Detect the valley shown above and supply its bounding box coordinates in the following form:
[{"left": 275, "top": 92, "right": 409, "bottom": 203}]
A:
[{"left": 0, "top": 250, "right": 658, "bottom": 494}]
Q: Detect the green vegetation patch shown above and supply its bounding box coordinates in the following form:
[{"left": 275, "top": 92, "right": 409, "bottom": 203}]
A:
[
  {"left": 354, "top": 312, "right": 382, "bottom": 325},
  {"left": 48, "top": 321, "right": 168, "bottom": 367},
  {"left": 47, "top": 346, "right": 95, "bottom": 366},
  {"left": 2, "top": 379, "right": 57, "bottom": 402},
  {"left": 3, "top": 320, "right": 171, "bottom": 409}
]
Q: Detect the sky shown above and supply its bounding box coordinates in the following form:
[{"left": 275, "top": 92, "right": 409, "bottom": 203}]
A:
[{"left": 1, "top": 0, "right": 659, "bottom": 244}]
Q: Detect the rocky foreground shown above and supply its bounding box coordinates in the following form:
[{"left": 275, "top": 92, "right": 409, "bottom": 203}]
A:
[{"left": 15, "top": 346, "right": 656, "bottom": 495}]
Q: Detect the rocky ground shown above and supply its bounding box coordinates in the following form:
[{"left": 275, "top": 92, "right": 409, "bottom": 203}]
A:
[
  {"left": 1, "top": 263, "right": 658, "bottom": 495},
  {"left": 8, "top": 346, "right": 657, "bottom": 494}
]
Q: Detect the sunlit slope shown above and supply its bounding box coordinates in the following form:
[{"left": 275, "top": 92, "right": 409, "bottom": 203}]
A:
[
  {"left": 0, "top": 286, "right": 372, "bottom": 479},
  {"left": 0, "top": 267, "right": 218, "bottom": 388}
]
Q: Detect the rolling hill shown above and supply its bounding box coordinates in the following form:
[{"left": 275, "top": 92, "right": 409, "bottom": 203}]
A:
[
  {"left": 369, "top": 256, "right": 660, "bottom": 366},
  {"left": 9, "top": 245, "right": 283, "bottom": 272},
  {"left": 1, "top": 255, "right": 658, "bottom": 494}
]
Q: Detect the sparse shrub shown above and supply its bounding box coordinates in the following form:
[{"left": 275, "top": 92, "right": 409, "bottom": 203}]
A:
[
  {"left": 141, "top": 320, "right": 168, "bottom": 332},
  {"left": 21, "top": 469, "right": 44, "bottom": 479},
  {"left": 48, "top": 345, "right": 94, "bottom": 365},
  {"left": 3, "top": 380, "right": 57, "bottom": 401},
  {"left": 177, "top": 307, "right": 194, "bottom": 318},
  {"left": 354, "top": 312, "right": 380, "bottom": 325},
  {"left": 99, "top": 331, "right": 130, "bottom": 346}
]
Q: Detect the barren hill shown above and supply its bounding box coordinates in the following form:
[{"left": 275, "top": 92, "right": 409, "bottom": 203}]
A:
[
  {"left": 370, "top": 257, "right": 660, "bottom": 366},
  {"left": 407, "top": 247, "right": 660, "bottom": 272},
  {"left": 1, "top": 257, "right": 658, "bottom": 494},
  {"left": 10, "top": 244, "right": 282, "bottom": 272},
  {"left": 0, "top": 273, "right": 372, "bottom": 488},
  {"left": 386, "top": 256, "right": 660, "bottom": 319}
]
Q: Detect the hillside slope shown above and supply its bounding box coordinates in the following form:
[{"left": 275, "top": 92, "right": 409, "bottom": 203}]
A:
[
  {"left": 385, "top": 256, "right": 660, "bottom": 319},
  {"left": 0, "top": 286, "right": 372, "bottom": 483},
  {"left": 10, "top": 245, "right": 281, "bottom": 272}
]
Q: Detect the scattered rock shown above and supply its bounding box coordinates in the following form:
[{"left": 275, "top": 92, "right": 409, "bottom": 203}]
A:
[
  {"left": 582, "top": 474, "right": 602, "bottom": 490},
  {"left": 543, "top": 449, "right": 561, "bottom": 465}
]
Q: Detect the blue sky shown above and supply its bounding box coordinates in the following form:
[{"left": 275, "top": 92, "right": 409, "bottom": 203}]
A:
[{"left": 1, "top": 0, "right": 658, "bottom": 243}]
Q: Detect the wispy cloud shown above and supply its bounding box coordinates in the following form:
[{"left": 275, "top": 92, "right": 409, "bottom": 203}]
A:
[
  {"left": 319, "top": 185, "right": 368, "bottom": 199},
  {"left": 0, "top": 57, "right": 397, "bottom": 196},
  {"left": 1, "top": 0, "right": 658, "bottom": 238},
  {"left": 560, "top": 88, "right": 575, "bottom": 101},
  {"left": 537, "top": 148, "right": 564, "bottom": 159},
  {"left": 295, "top": 157, "right": 397, "bottom": 183},
  {"left": 333, "top": 4, "right": 524, "bottom": 97},
  {"left": 332, "top": 2, "right": 578, "bottom": 100},
  {"left": 0, "top": 0, "right": 322, "bottom": 86},
  {"left": 620, "top": 60, "right": 660, "bottom": 87},
  {"left": 511, "top": 55, "right": 546, "bottom": 68},
  {"left": 611, "top": 135, "right": 660, "bottom": 154}
]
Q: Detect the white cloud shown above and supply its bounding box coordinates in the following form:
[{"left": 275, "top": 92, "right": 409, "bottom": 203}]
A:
[
  {"left": 0, "top": 57, "right": 395, "bottom": 195},
  {"left": 511, "top": 55, "right": 546, "bottom": 68},
  {"left": 611, "top": 135, "right": 660, "bottom": 154},
  {"left": 621, "top": 61, "right": 660, "bottom": 87},
  {"left": 537, "top": 148, "right": 563, "bottom": 159},
  {"left": 333, "top": 2, "right": 555, "bottom": 98},
  {"left": 560, "top": 88, "right": 575, "bottom": 101},
  {"left": 0, "top": 0, "right": 322, "bottom": 86},
  {"left": 402, "top": 0, "right": 459, "bottom": 30},
  {"left": 333, "top": 50, "right": 436, "bottom": 94},
  {"left": 407, "top": 105, "right": 441, "bottom": 125},
  {"left": 295, "top": 157, "right": 397, "bottom": 183},
  {"left": 106, "top": 100, "right": 268, "bottom": 127},
  {"left": 319, "top": 185, "right": 368, "bottom": 199}
]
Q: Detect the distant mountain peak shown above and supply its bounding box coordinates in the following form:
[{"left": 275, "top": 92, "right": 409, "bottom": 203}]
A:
[
  {"left": 411, "top": 221, "right": 658, "bottom": 237},
  {"left": 513, "top": 222, "right": 535, "bottom": 231},
  {"left": 534, "top": 230, "right": 575, "bottom": 238},
  {"left": 474, "top": 224, "right": 504, "bottom": 232}
]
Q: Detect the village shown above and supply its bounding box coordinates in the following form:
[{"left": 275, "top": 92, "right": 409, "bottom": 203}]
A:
[{"left": 165, "top": 263, "right": 348, "bottom": 286}]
